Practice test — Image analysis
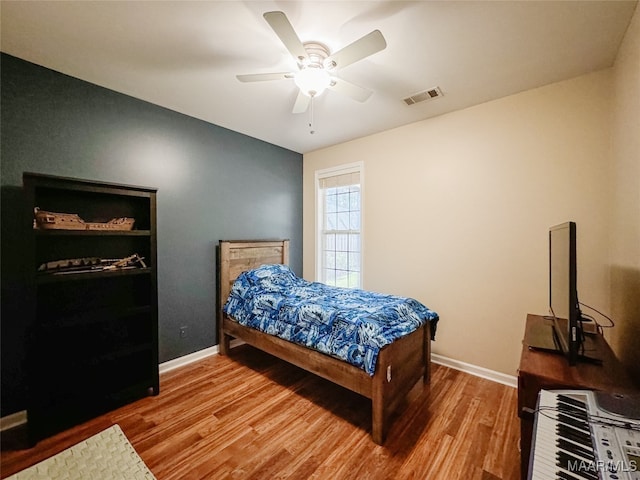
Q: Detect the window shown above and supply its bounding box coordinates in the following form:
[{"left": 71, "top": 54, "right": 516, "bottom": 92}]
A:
[{"left": 316, "top": 163, "right": 363, "bottom": 288}]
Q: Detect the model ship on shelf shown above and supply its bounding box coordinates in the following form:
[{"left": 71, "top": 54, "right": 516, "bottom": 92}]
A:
[
  {"left": 33, "top": 207, "right": 135, "bottom": 231},
  {"left": 38, "top": 254, "right": 147, "bottom": 274}
]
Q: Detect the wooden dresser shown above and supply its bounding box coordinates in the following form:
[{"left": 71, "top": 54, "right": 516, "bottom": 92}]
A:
[{"left": 518, "top": 313, "right": 638, "bottom": 480}]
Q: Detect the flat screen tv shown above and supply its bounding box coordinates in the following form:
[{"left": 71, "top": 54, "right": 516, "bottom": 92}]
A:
[{"left": 549, "top": 221, "right": 581, "bottom": 365}]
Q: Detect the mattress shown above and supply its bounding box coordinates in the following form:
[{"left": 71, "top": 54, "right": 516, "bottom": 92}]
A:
[{"left": 223, "top": 264, "right": 439, "bottom": 375}]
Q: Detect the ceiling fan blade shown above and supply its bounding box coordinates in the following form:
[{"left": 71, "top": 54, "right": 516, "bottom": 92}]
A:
[
  {"left": 325, "top": 30, "right": 386, "bottom": 70},
  {"left": 236, "top": 72, "right": 295, "bottom": 82},
  {"left": 328, "top": 78, "right": 373, "bottom": 103},
  {"left": 292, "top": 90, "right": 311, "bottom": 114},
  {"left": 263, "top": 11, "right": 309, "bottom": 64}
]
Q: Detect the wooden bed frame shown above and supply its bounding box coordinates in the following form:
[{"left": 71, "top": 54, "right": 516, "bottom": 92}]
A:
[{"left": 217, "top": 239, "right": 431, "bottom": 444}]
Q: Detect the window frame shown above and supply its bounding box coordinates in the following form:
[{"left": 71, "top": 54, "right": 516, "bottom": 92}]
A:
[{"left": 314, "top": 161, "right": 364, "bottom": 288}]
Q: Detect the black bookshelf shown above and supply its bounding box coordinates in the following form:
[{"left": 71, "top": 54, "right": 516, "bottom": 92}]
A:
[{"left": 23, "top": 172, "right": 159, "bottom": 443}]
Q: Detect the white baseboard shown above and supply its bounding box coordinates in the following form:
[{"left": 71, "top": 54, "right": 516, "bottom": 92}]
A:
[
  {"left": 159, "top": 345, "right": 517, "bottom": 389},
  {"left": 1, "top": 344, "right": 513, "bottom": 432},
  {"left": 159, "top": 345, "right": 219, "bottom": 374},
  {"left": 431, "top": 353, "right": 518, "bottom": 388},
  {"left": 158, "top": 340, "right": 245, "bottom": 374}
]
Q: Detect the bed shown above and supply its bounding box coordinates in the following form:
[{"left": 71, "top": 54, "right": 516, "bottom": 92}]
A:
[{"left": 217, "top": 239, "right": 439, "bottom": 444}]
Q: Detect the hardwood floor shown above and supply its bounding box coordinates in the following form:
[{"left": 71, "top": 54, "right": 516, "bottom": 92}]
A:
[{"left": 1, "top": 345, "right": 521, "bottom": 479}]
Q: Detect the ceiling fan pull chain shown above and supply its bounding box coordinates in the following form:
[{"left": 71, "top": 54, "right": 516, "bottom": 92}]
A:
[{"left": 309, "top": 94, "right": 315, "bottom": 135}]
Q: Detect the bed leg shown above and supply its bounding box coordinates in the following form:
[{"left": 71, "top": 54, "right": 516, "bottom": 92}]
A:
[
  {"left": 423, "top": 323, "right": 432, "bottom": 385},
  {"left": 372, "top": 392, "right": 385, "bottom": 444},
  {"left": 219, "top": 332, "right": 231, "bottom": 355},
  {"left": 372, "top": 369, "right": 387, "bottom": 445},
  {"left": 424, "top": 355, "right": 431, "bottom": 384}
]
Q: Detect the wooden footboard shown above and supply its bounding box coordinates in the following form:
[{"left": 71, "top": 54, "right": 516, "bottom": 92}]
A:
[
  {"left": 217, "top": 239, "right": 431, "bottom": 444},
  {"left": 372, "top": 321, "right": 430, "bottom": 443}
]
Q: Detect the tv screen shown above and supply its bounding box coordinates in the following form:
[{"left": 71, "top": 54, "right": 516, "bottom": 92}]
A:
[{"left": 549, "top": 221, "right": 579, "bottom": 365}]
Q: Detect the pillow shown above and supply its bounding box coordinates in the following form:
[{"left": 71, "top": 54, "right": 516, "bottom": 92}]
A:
[{"left": 244, "top": 264, "right": 299, "bottom": 290}]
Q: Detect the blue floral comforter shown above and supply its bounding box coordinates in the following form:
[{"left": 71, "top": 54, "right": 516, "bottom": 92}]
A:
[{"left": 222, "top": 264, "right": 439, "bottom": 376}]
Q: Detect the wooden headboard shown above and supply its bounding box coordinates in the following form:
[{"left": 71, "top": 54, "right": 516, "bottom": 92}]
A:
[{"left": 217, "top": 239, "right": 289, "bottom": 339}]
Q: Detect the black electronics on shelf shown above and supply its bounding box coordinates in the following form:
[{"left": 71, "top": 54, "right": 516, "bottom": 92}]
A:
[{"left": 23, "top": 172, "right": 159, "bottom": 444}]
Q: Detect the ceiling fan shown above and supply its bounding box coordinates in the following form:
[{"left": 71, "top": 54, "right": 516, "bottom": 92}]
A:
[{"left": 237, "top": 11, "right": 387, "bottom": 115}]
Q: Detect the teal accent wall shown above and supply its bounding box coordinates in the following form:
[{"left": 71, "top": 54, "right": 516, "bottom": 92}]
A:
[{"left": 0, "top": 53, "right": 303, "bottom": 416}]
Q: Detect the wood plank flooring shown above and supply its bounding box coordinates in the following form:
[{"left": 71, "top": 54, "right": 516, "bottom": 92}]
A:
[{"left": 1, "top": 345, "right": 521, "bottom": 479}]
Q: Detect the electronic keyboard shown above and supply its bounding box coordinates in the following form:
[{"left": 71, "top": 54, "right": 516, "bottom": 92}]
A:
[{"left": 528, "top": 389, "right": 640, "bottom": 480}]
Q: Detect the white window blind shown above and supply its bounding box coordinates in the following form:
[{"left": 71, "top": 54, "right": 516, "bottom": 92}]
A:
[{"left": 316, "top": 165, "right": 362, "bottom": 288}]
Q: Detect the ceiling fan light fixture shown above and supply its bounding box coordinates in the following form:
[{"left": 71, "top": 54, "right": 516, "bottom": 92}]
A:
[
  {"left": 237, "top": 12, "right": 386, "bottom": 115},
  {"left": 295, "top": 66, "right": 331, "bottom": 97}
]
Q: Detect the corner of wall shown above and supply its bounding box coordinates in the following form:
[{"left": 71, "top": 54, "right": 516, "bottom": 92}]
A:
[{"left": 609, "top": 2, "right": 640, "bottom": 385}]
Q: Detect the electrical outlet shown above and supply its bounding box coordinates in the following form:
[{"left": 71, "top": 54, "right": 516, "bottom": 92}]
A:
[{"left": 179, "top": 326, "right": 188, "bottom": 338}]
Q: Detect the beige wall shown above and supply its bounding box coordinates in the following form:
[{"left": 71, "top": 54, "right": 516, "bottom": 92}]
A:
[
  {"left": 609, "top": 5, "right": 640, "bottom": 383},
  {"left": 303, "top": 69, "right": 617, "bottom": 377}
]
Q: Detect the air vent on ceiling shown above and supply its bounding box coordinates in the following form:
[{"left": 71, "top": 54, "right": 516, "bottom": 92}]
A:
[{"left": 403, "top": 86, "right": 443, "bottom": 106}]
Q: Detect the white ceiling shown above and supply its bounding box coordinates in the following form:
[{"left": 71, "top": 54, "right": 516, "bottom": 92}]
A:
[{"left": 1, "top": 1, "right": 637, "bottom": 154}]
